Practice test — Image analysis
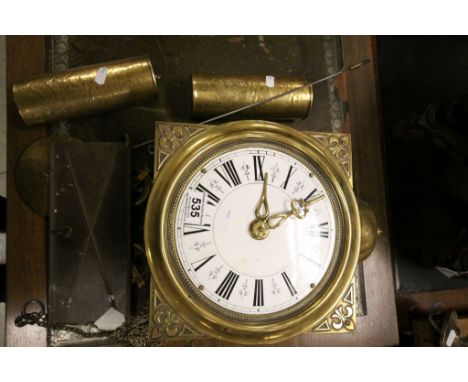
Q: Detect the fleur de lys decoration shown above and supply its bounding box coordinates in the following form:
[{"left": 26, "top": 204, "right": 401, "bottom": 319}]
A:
[
  {"left": 331, "top": 304, "right": 355, "bottom": 331},
  {"left": 313, "top": 281, "right": 356, "bottom": 333}
]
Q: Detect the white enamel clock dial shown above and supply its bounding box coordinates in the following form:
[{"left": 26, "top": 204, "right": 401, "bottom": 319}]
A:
[{"left": 174, "top": 144, "right": 340, "bottom": 315}]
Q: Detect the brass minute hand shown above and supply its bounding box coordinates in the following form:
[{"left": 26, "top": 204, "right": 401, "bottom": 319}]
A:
[
  {"left": 254, "top": 173, "right": 270, "bottom": 220},
  {"left": 267, "top": 194, "right": 325, "bottom": 229}
]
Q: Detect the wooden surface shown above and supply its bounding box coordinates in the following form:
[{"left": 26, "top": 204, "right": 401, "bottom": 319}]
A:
[
  {"left": 5, "top": 36, "right": 48, "bottom": 346},
  {"left": 4, "top": 35, "right": 399, "bottom": 346}
]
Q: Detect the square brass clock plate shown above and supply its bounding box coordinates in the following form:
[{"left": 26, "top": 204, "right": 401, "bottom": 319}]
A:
[{"left": 148, "top": 122, "right": 365, "bottom": 345}]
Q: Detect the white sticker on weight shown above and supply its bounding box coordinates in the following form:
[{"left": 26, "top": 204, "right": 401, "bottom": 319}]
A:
[
  {"left": 266, "top": 75, "right": 275, "bottom": 88},
  {"left": 95, "top": 67, "right": 108, "bottom": 85}
]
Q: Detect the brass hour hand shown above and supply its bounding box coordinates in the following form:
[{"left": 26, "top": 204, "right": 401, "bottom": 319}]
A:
[
  {"left": 267, "top": 194, "right": 325, "bottom": 229},
  {"left": 255, "top": 173, "right": 270, "bottom": 220},
  {"left": 249, "top": 173, "right": 271, "bottom": 240}
]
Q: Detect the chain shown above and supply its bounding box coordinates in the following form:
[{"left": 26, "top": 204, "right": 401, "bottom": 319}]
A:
[
  {"left": 15, "top": 300, "right": 155, "bottom": 347},
  {"left": 14, "top": 300, "right": 48, "bottom": 327},
  {"left": 109, "top": 308, "right": 153, "bottom": 347}
]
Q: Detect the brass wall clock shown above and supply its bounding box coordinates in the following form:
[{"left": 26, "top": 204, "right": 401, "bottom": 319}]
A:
[{"left": 145, "top": 120, "right": 376, "bottom": 345}]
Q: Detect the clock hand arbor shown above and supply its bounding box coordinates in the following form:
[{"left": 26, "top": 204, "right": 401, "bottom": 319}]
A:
[
  {"left": 267, "top": 194, "right": 325, "bottom": 230},
  {"left": 249, "top": 173, "right": 271, "bottom": 240}
]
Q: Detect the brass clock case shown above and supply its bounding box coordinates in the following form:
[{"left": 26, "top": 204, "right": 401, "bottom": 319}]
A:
[{"left": 145, "top": 120, "right": 361, "bottom": 344}]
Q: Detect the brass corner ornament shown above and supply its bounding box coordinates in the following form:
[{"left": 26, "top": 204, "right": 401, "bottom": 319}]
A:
[
  {"left": 149, "top": 293, "right": 203, "bottom": 343},
  {"left": 155, "top": 122, "right": 203, "bottom": 168},
  {"left": 313, "top": 281, "right": 356, "bottom": 333},
  {"left": 310, "top": 133, "right": 352, "bottom": 185},
  {"left": 149, "top": 122, "right": 357, "bottom": 344}
]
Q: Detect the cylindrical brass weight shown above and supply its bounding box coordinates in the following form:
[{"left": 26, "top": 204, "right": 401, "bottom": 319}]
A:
[
  {"left": 13, "top": 56, "right": 158, "bottom": 126},
  {"left": 192, "top": 74, "right": 312, "bottom": 120}
]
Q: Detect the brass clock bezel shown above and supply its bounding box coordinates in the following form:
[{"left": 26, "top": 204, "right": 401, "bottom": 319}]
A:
[{"left": 145, "top": 120, "right": 361, "bottom": 344}]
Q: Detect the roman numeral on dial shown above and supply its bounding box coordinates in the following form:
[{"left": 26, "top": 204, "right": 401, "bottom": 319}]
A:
[
  {"left": 191, "top": 254, "right": 216, "bottom": 271},
  {"left": 195, "top": 184, "right": 220, "bottom": 206},
  {"left": 253, "top": 279, "right": 264, "bottom": 306},
  {"left": 183, "top": 223, "right": 211, "bottom": 235},
  {"left": 281, "top": 272, "right": 297, "bottom": 296},
  {"left": 309, "top": 222, "right": 329, "bottom": 238},
  {"left": 305, "top": 188, "right": 317, "bottom": 201},
  {"left": 215, "top": 270, "right": 239, "bottom": 300},
  {"left": 215, "top": 160, "right": 242, "bottom": 187},
  {"left": 253, "top": 155, "right": 265, "bottom": 181},
  {"left": 280, "top": 165, "right": 297, "bottom": 189}
]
